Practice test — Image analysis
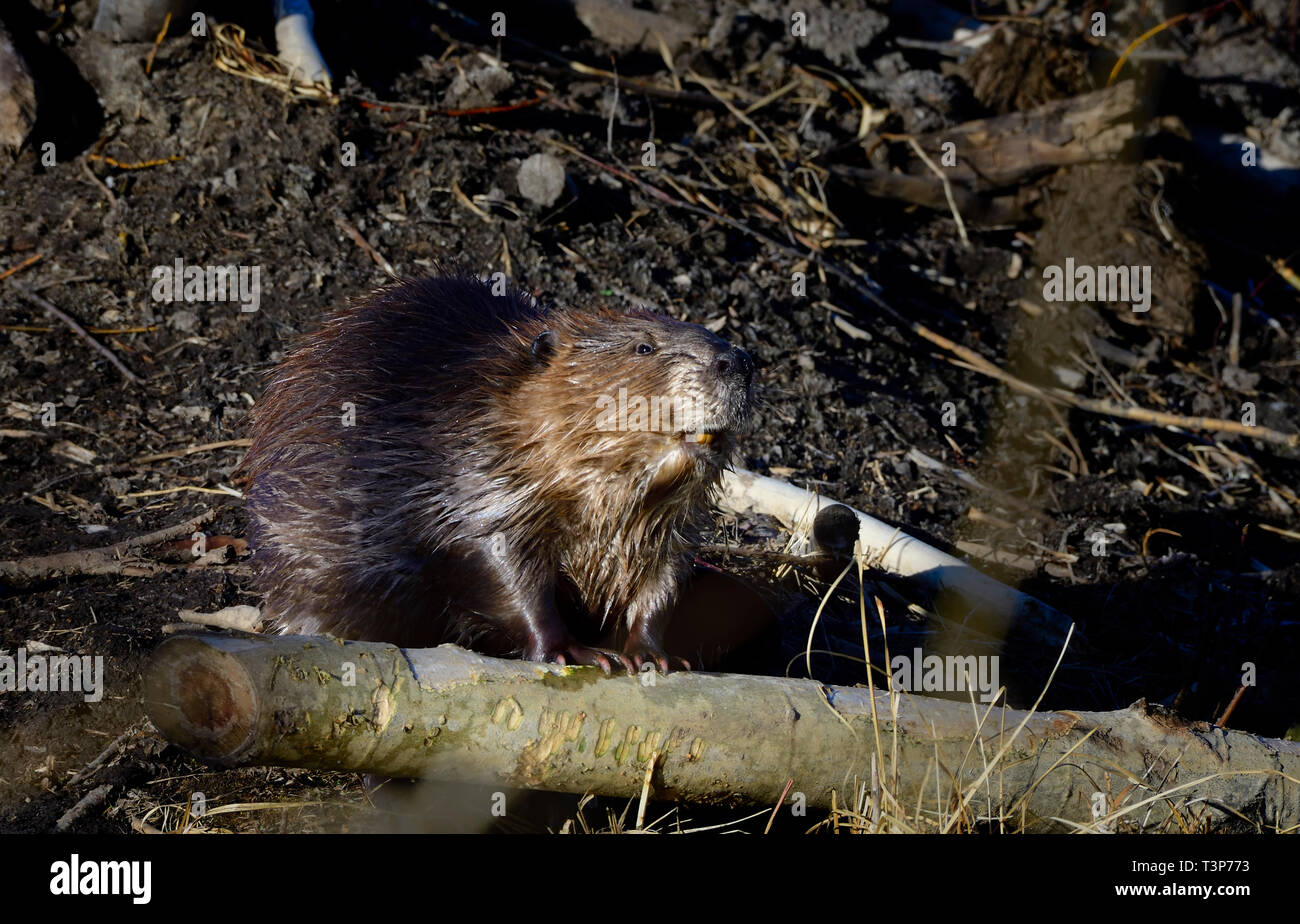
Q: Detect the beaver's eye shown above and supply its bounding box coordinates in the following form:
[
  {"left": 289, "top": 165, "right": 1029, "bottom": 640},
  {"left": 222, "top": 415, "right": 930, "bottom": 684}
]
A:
[{"left": 635, "top": 342, "right": 656, "bottom": 355}]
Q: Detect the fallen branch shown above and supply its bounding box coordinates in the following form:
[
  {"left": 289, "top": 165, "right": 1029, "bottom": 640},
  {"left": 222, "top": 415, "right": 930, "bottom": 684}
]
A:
[
  {"left": 143, "top": 633, "right": 1300, "bottom": 831},
  {"left": 906, "top": 81, "right": 1142, "bottom": 188},
  {"left": 0, "top": 508, "right": 216, "bottom": 587},
  {"left": 834, "top": 83, "right": 1141, "bottom": 222}
]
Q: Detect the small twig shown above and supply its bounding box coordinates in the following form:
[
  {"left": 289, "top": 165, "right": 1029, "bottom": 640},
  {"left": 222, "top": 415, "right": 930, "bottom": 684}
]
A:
[
  {"left": 56, "top": 784, "right": 114, "bottom": 832},
  {"left": 87, "top": 152, "right": 184, "bottom": 170},
  {"left": 133, "top": 438, "right": 251, "bottom": 465},
  {"left": 742, "top": 78, "right": 801, "bottom": 116},
  {"left": 530, "top": 132, "right": 858, "bottom": 295},
  {"left": 144, "top": 11, "right": 172, "bottom": 76},
  {"left": 10, "top": 284, "right": 141, "bottom": 384},
  {"left": 0, "top": 253, "right": 42, "bottom": 281},
  {"left": 67, "top": 725, "right": 139, "bottom": 787},
  {"left": 763, "top": 778, "right": 796, "bottom": 834},
  {"left": 0, "top": 324, "right": 154, "bottom": 334},
  {"left": 1063, "top": 391, "right": 1296, "bottom": 447},
  {"left": 1108, "top": 12, "right": 1189, "bottom": 85},
  {"left": 448, "top": 179, "right": 494, "bottom": 225},
  {"left": 1141, "top": 528, "right": 1182, "bottom": 557},
  {"left": 194, "top": 100, "right": 214, "bottom": 148},
  {"left": 333, "top": 216, "right": 396, "bottom": 277},
  {"left": 1215, "top": 684, "right": 1248, "bottom": 727},
  {"left": 904, "top": 136, "right": 969, "bottom": 247},
  {"left": 79, "top": 158, "right": 117, "bottom": 209},
  {"left": 926, "top": 321, "right": 1299, "bottom": 448},
  {"left": 1041, "top": 398, "right": 1089, "bottom": 476},
  {"left": 498, "top": 232, "right": 512, "bottom": 279},
  {"left": 118, "top": 485, "right": 242, "bottom": 499},
  {"left": 1257, "top": 522, "right": 1300, "bottom": 541},
  {"left": 32, "top": 274, "right": 100, "bottom": 291},
  {"left": 1107, "top": 1, "right": 1241, "bottom": 84},
  {"left": 355, "top": 92, "right": 548, "bottom": 117}
]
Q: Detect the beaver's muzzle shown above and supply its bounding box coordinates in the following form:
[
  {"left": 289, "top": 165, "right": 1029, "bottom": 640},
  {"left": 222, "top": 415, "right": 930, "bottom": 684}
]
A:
[{"left": 713, "top": 345, "right": 754, "bottom": 386}]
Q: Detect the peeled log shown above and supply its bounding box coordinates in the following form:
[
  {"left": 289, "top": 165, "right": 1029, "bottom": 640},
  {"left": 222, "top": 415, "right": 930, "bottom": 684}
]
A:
[
  {"left": 717, "top": 468, "right": 1073, "bottom": 649},
  {"left": 144, "top": 632, "right": 1300, "bottom": 831}
]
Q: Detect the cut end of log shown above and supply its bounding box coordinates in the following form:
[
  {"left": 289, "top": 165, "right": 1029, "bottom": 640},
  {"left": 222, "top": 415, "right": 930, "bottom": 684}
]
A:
[{"left": 142, "top": 634, "right": 259, "bottom": 763}]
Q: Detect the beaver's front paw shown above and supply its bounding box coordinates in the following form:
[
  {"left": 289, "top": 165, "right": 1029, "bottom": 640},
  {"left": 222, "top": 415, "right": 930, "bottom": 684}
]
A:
[
  {"left": 622, "top": 638, "right": 691, "bottom": 675},
  {"left": 528, "top": 639, "right": 629, "bottom": 676}
]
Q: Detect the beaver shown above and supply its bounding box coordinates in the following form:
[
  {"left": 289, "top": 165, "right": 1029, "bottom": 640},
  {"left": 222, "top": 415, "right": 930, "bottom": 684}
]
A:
[{"left": 240, "top": 271, "right": 754, "bottom": 673}]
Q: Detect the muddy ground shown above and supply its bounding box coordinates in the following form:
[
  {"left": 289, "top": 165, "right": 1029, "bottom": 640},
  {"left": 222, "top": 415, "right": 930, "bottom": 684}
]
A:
[{"left": 1, "top": 0, "right": 1298, "bottom": 833}]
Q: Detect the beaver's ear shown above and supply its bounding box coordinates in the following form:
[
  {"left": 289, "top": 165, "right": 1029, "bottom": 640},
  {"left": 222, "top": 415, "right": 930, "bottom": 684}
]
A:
[{"left": 530, "top": 329, "right": 558, "bottom": 364}]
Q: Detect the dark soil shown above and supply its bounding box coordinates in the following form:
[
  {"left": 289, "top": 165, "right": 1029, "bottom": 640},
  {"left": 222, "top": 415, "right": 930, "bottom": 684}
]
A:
[{"left": 1, "top": 0, "right": 1298, "bottom": 833}]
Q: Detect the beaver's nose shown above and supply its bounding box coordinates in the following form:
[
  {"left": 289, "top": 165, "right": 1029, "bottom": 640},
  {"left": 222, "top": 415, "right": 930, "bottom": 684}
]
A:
[{"left": 714, "top": 345, "right": 754, "bottom": 383}]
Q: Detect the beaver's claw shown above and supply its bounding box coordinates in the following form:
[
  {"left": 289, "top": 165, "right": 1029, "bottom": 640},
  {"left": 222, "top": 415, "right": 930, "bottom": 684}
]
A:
[
  {"left": 623, "top": 640, "right": 691, "bottom": 675},
  {"left": 531, "top": 640, "right": 629, "bottom": 676}
]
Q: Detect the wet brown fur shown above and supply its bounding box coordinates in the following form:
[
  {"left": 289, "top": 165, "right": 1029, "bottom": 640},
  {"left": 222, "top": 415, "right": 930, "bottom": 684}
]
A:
[{"left": 239, "top": 271, "right": 752, "bottom": 670}]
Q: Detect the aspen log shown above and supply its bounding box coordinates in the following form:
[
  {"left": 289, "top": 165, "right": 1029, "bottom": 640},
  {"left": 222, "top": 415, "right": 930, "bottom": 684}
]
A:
[
  {"left": 143, "top": 632, "right": 1300, "bottom": 831},
  {"left": 717, "top": 468, "right": 1073, "bottom": 648}
]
